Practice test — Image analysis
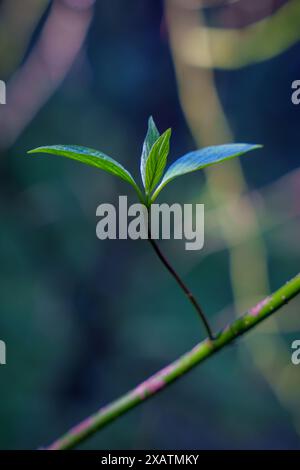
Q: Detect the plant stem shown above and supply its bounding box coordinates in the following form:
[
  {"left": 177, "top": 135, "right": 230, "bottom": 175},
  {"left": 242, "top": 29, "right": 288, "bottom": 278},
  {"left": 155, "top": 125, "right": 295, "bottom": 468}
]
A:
[
  {"left": 147, "top": 235, "right": 214, "bottom": 339},
  {"left": 146, "top": 207, "right": 214, "bottom": 339},
  {"left": 46, "top": 272, "right": 300, "bottom": 450}
]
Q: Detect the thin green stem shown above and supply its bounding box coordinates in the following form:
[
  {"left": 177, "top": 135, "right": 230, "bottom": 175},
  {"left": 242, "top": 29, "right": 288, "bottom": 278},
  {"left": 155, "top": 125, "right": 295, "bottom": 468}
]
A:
[
  {"left": 46, "top": 272, "right": 300, "bottom": 450},
  {"left": 146, "top": 207, "right": 214, "bottom": 339},
  {"left": 147, "top": 235, "right": 214, "bottom": 339},
  {"left": 134, "top": 184, "right": 147, "bottom": 205}
]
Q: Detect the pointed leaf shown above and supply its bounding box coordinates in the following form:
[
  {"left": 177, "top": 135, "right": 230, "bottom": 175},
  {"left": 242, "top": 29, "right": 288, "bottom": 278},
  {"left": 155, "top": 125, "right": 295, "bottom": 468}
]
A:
[
  {"left": 145, "top": 128, "right": 171, "bottom": 195},
  {"left": 28, "top": 145, "right": 143, "bottom": 200},
  {"left": 140, "top": 116, "right": 160, "bottom": 187},
  {"left": 151, "top": 143, "right": 261, "bottom": 201}
]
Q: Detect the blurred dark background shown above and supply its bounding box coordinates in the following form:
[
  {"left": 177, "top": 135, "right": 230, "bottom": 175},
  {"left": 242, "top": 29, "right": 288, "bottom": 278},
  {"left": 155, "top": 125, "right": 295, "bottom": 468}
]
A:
[{"left": 0, "top": 0, "right": 300, "bottom": 449}]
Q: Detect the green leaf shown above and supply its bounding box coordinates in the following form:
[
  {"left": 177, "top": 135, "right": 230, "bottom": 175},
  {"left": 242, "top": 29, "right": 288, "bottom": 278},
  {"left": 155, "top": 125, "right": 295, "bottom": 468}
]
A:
[
  {"left": 140, "top": 116, "right": 160, "bottom": 188},
  {"left": 151, "top": 143, "right": 262, "bottom": 201},
  {"left": 27, "top": 145, "right": 144, "bottom": 201},
  {"left": 144, "top": 128, "right": 171, "bottom": 195}
]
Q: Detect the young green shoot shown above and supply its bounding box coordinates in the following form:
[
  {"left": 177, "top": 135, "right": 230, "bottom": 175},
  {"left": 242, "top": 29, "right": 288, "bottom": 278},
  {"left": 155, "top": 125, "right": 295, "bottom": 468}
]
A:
[{"left": 28, "top": 116, "right": 261, "bottom": 339}]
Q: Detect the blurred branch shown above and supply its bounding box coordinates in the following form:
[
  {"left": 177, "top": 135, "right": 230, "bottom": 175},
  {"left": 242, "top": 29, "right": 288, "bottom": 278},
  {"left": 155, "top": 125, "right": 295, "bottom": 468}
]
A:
[
  {"left": 46, "top": 273, "right": 300, "bottom": 450},
  {"left": 166, "top": 0, "right": 269, "bottom": 306},
  {"left": 198, "top": 166, "right": 300, "bottom": 255},
  {"left": 0, "top": 0, "right": 95, "bottom": 149},
  {"left": 0, "top": 0, "right": 49, "bottom": 76},
  {"left": 170, "top": 0, "right": 300, "bottom": 69},
  {"left": 166, "top": 0, "right": 300, "bottom": 436}
]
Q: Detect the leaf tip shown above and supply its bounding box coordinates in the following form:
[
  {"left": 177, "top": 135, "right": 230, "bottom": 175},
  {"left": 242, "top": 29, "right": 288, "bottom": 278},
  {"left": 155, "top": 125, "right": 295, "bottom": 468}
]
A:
[
  {"left": 27, "top": 148, "right": 39, "bottom": 155},
  {"left": 247, "top": 143, "right": 263, "bottom": 154},
  {"left": 147, "top": 115, "right": 159, "bottom": 134},
  {"left": 251, "top": 144, "right": 263, "bottom": 150}
]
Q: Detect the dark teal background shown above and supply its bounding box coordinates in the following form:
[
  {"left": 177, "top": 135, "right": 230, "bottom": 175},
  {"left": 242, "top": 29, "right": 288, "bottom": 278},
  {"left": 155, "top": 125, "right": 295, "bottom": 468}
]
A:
[{"left": 0, "top": 0, "right": 299, "bottom": 449}]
